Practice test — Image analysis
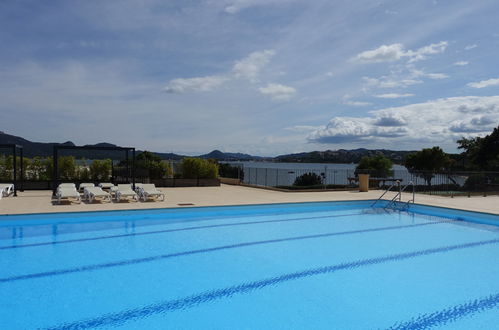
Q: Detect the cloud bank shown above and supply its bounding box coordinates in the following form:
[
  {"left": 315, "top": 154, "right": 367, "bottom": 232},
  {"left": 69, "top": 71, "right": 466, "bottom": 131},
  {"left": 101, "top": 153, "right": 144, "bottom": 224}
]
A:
[{"left": 308, "top": 96, "right": 499, "bottom": 146}]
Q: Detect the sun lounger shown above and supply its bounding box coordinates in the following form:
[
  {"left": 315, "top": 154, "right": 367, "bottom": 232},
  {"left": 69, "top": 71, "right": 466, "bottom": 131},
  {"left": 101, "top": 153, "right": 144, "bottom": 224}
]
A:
[
  {"left": 99, "top": 183, "right": 115, "bottom": 190},
  {"left": 84, "top": 186, "right": 112, "bottom": 203},
  {"left": 133, "top": 183, "right": 143, "bottom": 193},
  {"left": 79, "top": 183, "right": 95, "bottom": 193},
  {"left": 115, "top": 184, "right": 138, "bottom": 202},
  {"left": 0, "top": 183, "right": 14, "bottom": 199},
  {"left": 58, "top": 183, "right": 76, "bottom": 189},
  {"left": 55, "top": 186, "right": 81, "bottom": 204},
  {"left": 137, "top": 183, "right": 165, "bottom": 201}
]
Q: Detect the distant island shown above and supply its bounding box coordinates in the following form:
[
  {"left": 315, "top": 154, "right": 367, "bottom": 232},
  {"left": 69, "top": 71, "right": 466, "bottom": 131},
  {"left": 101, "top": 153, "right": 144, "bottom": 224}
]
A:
[
  {"left": 274, "top": 149, "right": 419, "bottom": 165},
  {"left": 1, "top": 131, "right": 423, "bottom": 164}
]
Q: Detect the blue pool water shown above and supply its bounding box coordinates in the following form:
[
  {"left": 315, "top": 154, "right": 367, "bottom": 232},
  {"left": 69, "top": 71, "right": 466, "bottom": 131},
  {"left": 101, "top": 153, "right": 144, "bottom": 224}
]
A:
[{"left": 0, "top": 201, "right": 498, "bottom": 329}]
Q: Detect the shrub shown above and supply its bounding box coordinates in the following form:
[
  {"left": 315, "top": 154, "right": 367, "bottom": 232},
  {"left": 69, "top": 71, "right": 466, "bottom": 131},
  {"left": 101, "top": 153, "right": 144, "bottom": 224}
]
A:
[
  {"left": 464, "top": 174, "right": 486, "bottom": 191},
  {"left": 90, "top": 159, "right": 112, "bottom": 181},
  {"left": 58, "top": 156, "right": 78, "bottom": 180},
  {"left": 181, "top": 158, "right": 218, "bottom": 179},
  {"left": 28, "top": 157, "right": 50, "bottom": 180},
  {"left": 219, "top": 163, "right": 243, "bottom": 179},
  {"left": 135, "top": 151, "right": 173, "bottom": 179},
  {"left": 293, "top": 172, "right": 323, "bottom": 186},
  {"left": 0, "top": 155, "right": 13, "bottom": 180}
]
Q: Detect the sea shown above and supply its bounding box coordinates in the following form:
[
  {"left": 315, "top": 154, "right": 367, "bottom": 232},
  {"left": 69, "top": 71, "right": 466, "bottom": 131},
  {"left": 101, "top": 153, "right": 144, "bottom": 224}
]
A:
[{"left": 224, "top": 162, "right": 412, "bottom": 187}]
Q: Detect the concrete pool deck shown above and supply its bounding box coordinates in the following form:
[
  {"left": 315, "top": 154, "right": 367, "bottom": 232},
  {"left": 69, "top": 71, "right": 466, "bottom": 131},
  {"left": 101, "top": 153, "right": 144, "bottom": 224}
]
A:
[{"left": 0, "top": 184, "right": 498, "bottom": 216}]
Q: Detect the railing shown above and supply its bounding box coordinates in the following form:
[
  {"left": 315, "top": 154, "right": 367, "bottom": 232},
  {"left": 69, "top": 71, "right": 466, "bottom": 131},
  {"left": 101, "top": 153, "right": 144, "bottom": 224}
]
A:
[
  {"left": 371, "top": 182, "right": 397, "bottom": 207},
  {"left": 232, "top": 166, "right": 499, "bottom": 196},
  {"left": 385, "top": 181, "right": 415, "bottom": 210}
]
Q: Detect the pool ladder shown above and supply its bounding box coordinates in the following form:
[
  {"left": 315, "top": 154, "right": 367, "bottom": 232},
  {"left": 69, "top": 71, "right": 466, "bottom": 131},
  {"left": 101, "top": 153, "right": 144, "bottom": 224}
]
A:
[{"left": 371, "top": 181, "right": 415, "bottom": 210}]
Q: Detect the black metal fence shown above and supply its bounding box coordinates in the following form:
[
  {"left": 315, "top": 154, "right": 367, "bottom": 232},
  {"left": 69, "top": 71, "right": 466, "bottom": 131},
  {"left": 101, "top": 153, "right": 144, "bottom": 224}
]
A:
[{"left": 239, "top": 167, "right": 499, "bottom": 196}]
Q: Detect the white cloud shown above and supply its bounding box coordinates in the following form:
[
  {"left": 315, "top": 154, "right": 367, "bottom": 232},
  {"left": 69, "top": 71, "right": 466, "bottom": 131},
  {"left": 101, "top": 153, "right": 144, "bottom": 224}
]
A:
[
  {"left": 164, "top": 75, "right": 228, "bottom": 93},
  {"left": 453, "top": 61, "right": 469, "bottom": 66},
  {"left": 467, "top": 78, "right": 499, "bottom": 89},
  {"left": 465, "top": 44, "right": 477, "bottom": 50},
  {"left": 425, "top": 73, "right": 448, "bottom": 79},
  {"left": 374, "top": 93, "right": 414, "bottom": 99},
  {"left": 410, "top": 68, "right": 448, "bottom": 79},
  {"left": 164, "top": 49, "right": 275, "bottom": 93},
  {"left": 362, "top": 76, "right": 421, "bottom": 89},
  {"left": 344, "top": 100, "right": 372, "bottom": 106},
  {"left": 224, "top": 0, "right": 295, "bottom": 13},
  {"left": 354, "top": 41, "right": 448, "bottom": 63},
  {"left": 354, "top": 43, "right": 406, "bottom": 63},
  {"left": 285, "top": 125, "right": 321, "bottom": 132},
  {"left": 406, "top": 41, "right": 448, "bottom": 62},
  {"left": 308, "top": 96, "right": 499, "bottom": 145},
  {"left": 232, "top": 49, "right": 275, "bottom": 81},
  {"left": 259, "top": 83, "right": 296, "bottom": 100},
  {"left": 342, "top": 94, "right": 371, "bottom": 106}
]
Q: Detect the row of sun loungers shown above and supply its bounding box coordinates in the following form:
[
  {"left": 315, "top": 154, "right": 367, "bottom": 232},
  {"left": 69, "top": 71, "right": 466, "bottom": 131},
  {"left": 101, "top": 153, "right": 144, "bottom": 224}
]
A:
[{"left": 55, "top": 183, "right": 164, "bottom": 204}]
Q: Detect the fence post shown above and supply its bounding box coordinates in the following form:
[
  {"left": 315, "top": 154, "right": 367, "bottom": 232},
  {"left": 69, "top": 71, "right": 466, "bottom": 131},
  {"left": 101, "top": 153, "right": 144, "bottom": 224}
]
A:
[
  {"left": 398, "top": 180, "right": 401, "bottom": 202},
  {"left": 13, "top": 145, "right": 17, "bottom": 196}
]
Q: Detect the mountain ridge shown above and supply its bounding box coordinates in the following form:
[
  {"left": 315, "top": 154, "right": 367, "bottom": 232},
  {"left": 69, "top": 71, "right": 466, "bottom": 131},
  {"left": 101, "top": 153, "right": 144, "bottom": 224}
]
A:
[{"left": 1, "top": 131, "right": 420, "bottom": 163}]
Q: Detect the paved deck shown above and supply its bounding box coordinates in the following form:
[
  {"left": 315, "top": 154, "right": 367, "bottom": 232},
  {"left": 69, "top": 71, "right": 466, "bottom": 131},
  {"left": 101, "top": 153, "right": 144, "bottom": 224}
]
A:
[{"left": 1, "top": 184, "right": 498, "bottom": 216}]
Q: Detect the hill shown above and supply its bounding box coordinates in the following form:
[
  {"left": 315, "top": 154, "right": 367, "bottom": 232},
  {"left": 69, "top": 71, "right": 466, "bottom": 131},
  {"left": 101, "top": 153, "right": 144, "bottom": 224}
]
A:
[
  {"left": 0, "top": 132, "right": 256, "bottom": 161},
  {"left": 199, "top": 149, "right": 266, "bottom": 161},
  {"left": 2, "top": 131, "right": 438, "bottom": 164},
  {"left": 275, "top": 148, "right": 418, "bottom": 164}
]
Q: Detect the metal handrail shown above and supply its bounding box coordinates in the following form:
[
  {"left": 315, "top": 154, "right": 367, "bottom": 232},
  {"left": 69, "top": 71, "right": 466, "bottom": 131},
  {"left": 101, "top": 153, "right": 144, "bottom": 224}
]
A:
[
  {"left": 385, "top": 181, "right": 415, "bottom": 209},
  {"left": 371, "top": 182, "right": 397, "bottom": 207}
]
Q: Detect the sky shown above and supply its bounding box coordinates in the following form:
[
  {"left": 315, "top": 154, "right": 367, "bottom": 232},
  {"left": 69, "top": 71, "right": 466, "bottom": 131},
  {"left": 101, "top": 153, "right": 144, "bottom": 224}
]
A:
[{"left": 1, "top": 0, "right": 498, "bottom": 156}]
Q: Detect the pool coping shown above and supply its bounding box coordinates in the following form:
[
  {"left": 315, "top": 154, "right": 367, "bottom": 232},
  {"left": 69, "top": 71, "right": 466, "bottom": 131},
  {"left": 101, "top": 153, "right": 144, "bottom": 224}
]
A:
[
  {"left": 1, "top": 199, "right": 498, "bottom": 230},
  {"left": 1, "top": 185, "right": 498, "bottom": 217}
]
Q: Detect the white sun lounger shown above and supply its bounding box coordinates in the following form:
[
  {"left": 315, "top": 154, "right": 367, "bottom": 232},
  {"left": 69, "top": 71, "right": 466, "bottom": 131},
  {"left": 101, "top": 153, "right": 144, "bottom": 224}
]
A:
[
  {"left": 58, "top": 183, "right": 76, "bottom": 189},
  {"left": 84, "top": 186, "right": 112, "bottom": 203},
  {"left": 138, "top": 184, "right": 165, "bottom": 202},
  {"left": 79, "top": 183, "right": 95, "bottom": 193},
  {"left": 99, "top": 183, "right": 115, "bottom": 190},
  {"left": 55, "top": 186, "right": 81, "bottom": 204},
  {"left": 115, "top": 184, "right": 138, "bottom": 202},
  {"left": 133, "top": 183, "right": 143, "bottom": 193},
  {"left": 0, "top": 183, "right": 14, "bottom": 199}
]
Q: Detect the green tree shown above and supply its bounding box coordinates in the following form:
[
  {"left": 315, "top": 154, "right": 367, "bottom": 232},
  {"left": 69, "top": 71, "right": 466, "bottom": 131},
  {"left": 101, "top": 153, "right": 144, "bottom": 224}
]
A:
[
  {"left": 355, "top": 155, "right": 393, "bottom": 177},
  {"left": 58, "top": 156, "right": 78, "bottom": 180},
  {"left": 89, "top": 159, "right": 112, "bottom": 181},
  {"left": 0, "top": 155, "right": 12, "bottom": 180},
  {"left": 136, "top": 151, "right": 173, "bottom": 179},
  {"left": 405, "top": 147, "right": 451, "bottom": 186},
  {"left": 28, "top": 157, "right": 47, "bottom": 180},
  {"left": 457, "top": 126, "right": 499, "bottom": 170},
  {"left": 475, "top": 126, "right": 499, "bottom": 170},
  {"left": 457, "top": 136, "right": 483, "bottom": 170},
  {"left": 181, "top": 158, "right": 218, "bottom": 179}
]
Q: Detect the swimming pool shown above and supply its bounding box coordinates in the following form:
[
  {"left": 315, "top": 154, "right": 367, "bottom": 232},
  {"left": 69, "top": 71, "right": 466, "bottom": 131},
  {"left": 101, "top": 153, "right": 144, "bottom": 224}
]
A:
[{"left": 0, "top": 201, "right": 498, "bottom": 329}]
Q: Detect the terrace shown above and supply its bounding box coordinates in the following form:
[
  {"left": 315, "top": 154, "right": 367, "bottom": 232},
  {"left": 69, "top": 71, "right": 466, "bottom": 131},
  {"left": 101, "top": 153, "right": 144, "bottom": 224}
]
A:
[{"left": 1, "top": 184, "right": 499, "bottom": 216}]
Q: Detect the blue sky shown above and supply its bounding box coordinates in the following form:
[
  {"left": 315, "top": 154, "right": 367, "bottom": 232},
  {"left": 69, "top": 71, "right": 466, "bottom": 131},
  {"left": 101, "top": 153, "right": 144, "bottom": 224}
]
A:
[{"left": 1, "top": 0, "right": 498, "bottom": 156}]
